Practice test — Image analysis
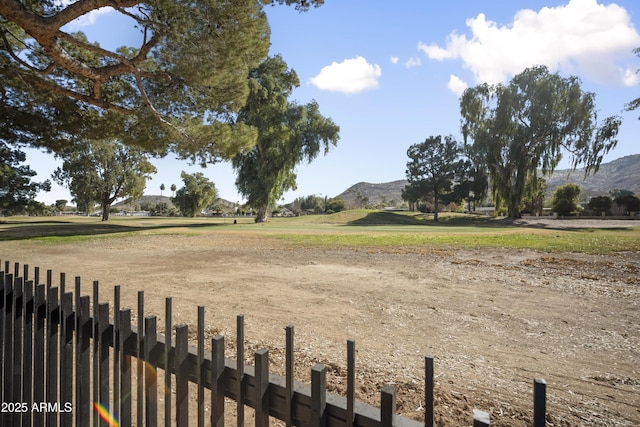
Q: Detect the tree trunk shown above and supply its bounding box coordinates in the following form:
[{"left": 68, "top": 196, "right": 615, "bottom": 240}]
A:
[
  {"left": 101, "top": 193, "right": 110, "bottom": 221},
  {"left": 255, "top": 206, "right": 269, "bottom": 222},
  {"left": 433, "top": 193, "right": 439, "bottom": 222}
]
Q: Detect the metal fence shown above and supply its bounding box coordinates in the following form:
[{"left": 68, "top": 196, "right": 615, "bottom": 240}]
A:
[{"left": 0, "top": 260, "right": 547, "bottom": 426}]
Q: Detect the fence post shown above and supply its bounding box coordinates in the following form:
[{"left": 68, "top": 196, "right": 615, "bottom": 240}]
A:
[
  {"left": 425, "top": 356, "right": 434, "bottom": 427},
  {"left": 534, "top": 378, "right": 546, "bottom": 427},
  {"left": 211, "top": 335, "right": 225, "bottom": 427},
  {"left": 175, "top": 324, "right": 189, "bottom": 427},
  {"left": 311, "top": 364, "right": 326, "bottom": 427},
  {"left": 473, "top": 409, "right": 490, "bottom": 426},
  {"left": 381, "top": 385, "right": 396, "bottom": 427}
]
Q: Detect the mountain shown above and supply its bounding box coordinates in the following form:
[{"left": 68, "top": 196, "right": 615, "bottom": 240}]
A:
[
  {"left": 335, "top": 154, "right": 640, "bottom": 207},
  {"left": 113, "top": 195, "right": 237, "bottom": 211},
  {"left": 544, "top": 154, "right": 640, "bottom": 198},
  {"left": 337, "top": 180, "right": 408, "bottom": 208}
]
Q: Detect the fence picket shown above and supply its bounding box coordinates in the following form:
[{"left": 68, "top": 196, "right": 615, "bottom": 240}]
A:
[
  {"left": 137, "top": 291, "right": 145, "bottom": 427},
  {"left": 197, "top": 306, "right": 205, "bottom": 427},
  {"left": 46, "top": 286, "right": 59, "bottom": 427},
  {"left": 77, "top": 296, "right": 91, "bottom": 427},
  {"left": 92, "top": 281, "right": 99, "bottom": 427},
  {"left": 255, "top": 349, "right": 270, "bottom": 427},
  {"left": 347, "top": 339, "right": 355, "bottom": 427},
  {"left": 175, "top": 324, "right": 189, "bottom": 427},
  {"left": 425, "top": 356, "right": 434, "bottom": 427},
  {"left": 2, "top": 273, "right": 13, "bottom": 427},
  {"left": 473, "top": 409, "right": 490, "bottom": 426},
  {"left": 114, "top": 286, "right": 121, "bottom": 419},
  {"left": 237, "top": 314, "right": 245, "bottom": 427},
  {"left": 381, "top": 385, "right": 396, "bottom": 427},
  {"left": 119, "top": 309, "right": 133, "bottom": 427},
  {"left": 145, "top": 316, "right": 158, "bottom": 427},
  {"left": 12, "top": 277, "right": 23, "bottom": 418},
  {"left": 311, "top": 364, "right": 327, "bottom": 427},
  {"left": 0, "top": 267, "right": 4, "bottom": 407},
  {"left": 534, "top": 378, "right": 546, "bottom": 427},
  {"left": 211, "top": 335, "right": 225, "bottom": 427},
  {"left": 98, "top": 303, "right": 111, "bottom": 427},
  {"left": 22, "top": 279, "right": 34, "bottom": 427},
  {"left": 285, "top": 325, "right": 294, "bottom": 427},
  {"left": 33, "top": 284, "right": 46, "bottom": 427},
  {"left": 60, "top": 292, "right": 74, "bottom": 427},
  {"left": 165, "top": 298, "right": 172, "bottom": 427}
]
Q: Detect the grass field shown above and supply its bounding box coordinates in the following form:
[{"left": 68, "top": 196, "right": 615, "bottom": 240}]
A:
[{"left": 2, "top": 210, "right": 639, "bottom": 254}]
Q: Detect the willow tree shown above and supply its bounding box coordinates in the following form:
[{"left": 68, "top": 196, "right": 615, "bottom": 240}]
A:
[
  {"left": 460, "top": 66, "right": 620, "bottom": 218},
  {"left": 233, "top": 55, "right": 340, "bottom": 222},
  {"left": 0, "top": 0, "right": 323, "bottom": 157}
]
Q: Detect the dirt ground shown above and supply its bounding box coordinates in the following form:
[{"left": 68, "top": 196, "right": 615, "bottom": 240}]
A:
[{"left": 2, "top": 218, "right": 639, "bottom": 426}]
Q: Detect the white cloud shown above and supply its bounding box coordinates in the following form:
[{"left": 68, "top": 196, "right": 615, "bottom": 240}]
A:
[
  {"left": 404, "top": 56, "right": 421, "bottom": 69},
  {"left": 54, "top": 0, "right": 114, "bottom": 30},
  {"left": 390, "top": 56, "right": 399, "bottom": 64},
  {"left": 308, "top": 56, "right": 382, "bottom": 94},
  {"left": 448, "top": 74, "right": 468, "bottom": 97},
  {"left": 622, "top": 67, "right": 640, "bottom": 86},
  {"left": 419, "top": 0, "right": 640, "bottom": 86},
  {"left": 68, "top": 7, "right": 112, "bottom": 28}
]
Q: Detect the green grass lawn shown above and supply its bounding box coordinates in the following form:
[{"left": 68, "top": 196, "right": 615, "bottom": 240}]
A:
[{"left": 1, "top": 211, "right": 639, "bottom": 254}]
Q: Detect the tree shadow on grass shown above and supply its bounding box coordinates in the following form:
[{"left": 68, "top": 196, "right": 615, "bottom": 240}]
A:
[
  {"left": 0, "top": 218, "right": 225, "bottom": 241},
  {"left": 347, "top": 211, "right": 515, "bottom": 228}
]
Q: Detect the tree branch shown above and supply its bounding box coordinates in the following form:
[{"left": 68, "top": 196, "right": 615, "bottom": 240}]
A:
[{"left": 21, "top": 72, "right": 133, "bottom": 115}]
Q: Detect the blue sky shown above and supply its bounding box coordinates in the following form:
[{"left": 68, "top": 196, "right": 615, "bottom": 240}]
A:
[{"left": 28, "top": 0, "right": 640, "bottom": 205}]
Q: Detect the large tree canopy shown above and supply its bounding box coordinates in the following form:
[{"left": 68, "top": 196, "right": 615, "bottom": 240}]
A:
[
  {"left": 52, "top": 139, "right": 156, "bottom": 220},
  {"left": 233, "top": 55, "right": 339, "bottom": 222},
  {"left": 0, "top": 0, "right": 322, "bottom": 157},
  {"left": 461, "top": 66, "right": 620, "bottom": 218}
]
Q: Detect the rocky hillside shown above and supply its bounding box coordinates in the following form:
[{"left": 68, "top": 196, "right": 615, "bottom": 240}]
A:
[
  {"left": 335, "top": 154, "right": 640, "bottom": 206},
  {"left": 544, "top": 154, "right": 640, "bottom": 198}
]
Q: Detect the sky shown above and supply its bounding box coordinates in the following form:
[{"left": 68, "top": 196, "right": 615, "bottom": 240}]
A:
[{"left": 26, "top": 0, "right": 640, "bottom": 205}]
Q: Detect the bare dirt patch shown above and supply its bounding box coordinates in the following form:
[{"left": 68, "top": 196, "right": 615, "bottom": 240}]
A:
[{"left": 2, "top": 227, "right": 638, "bottom": 426}]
